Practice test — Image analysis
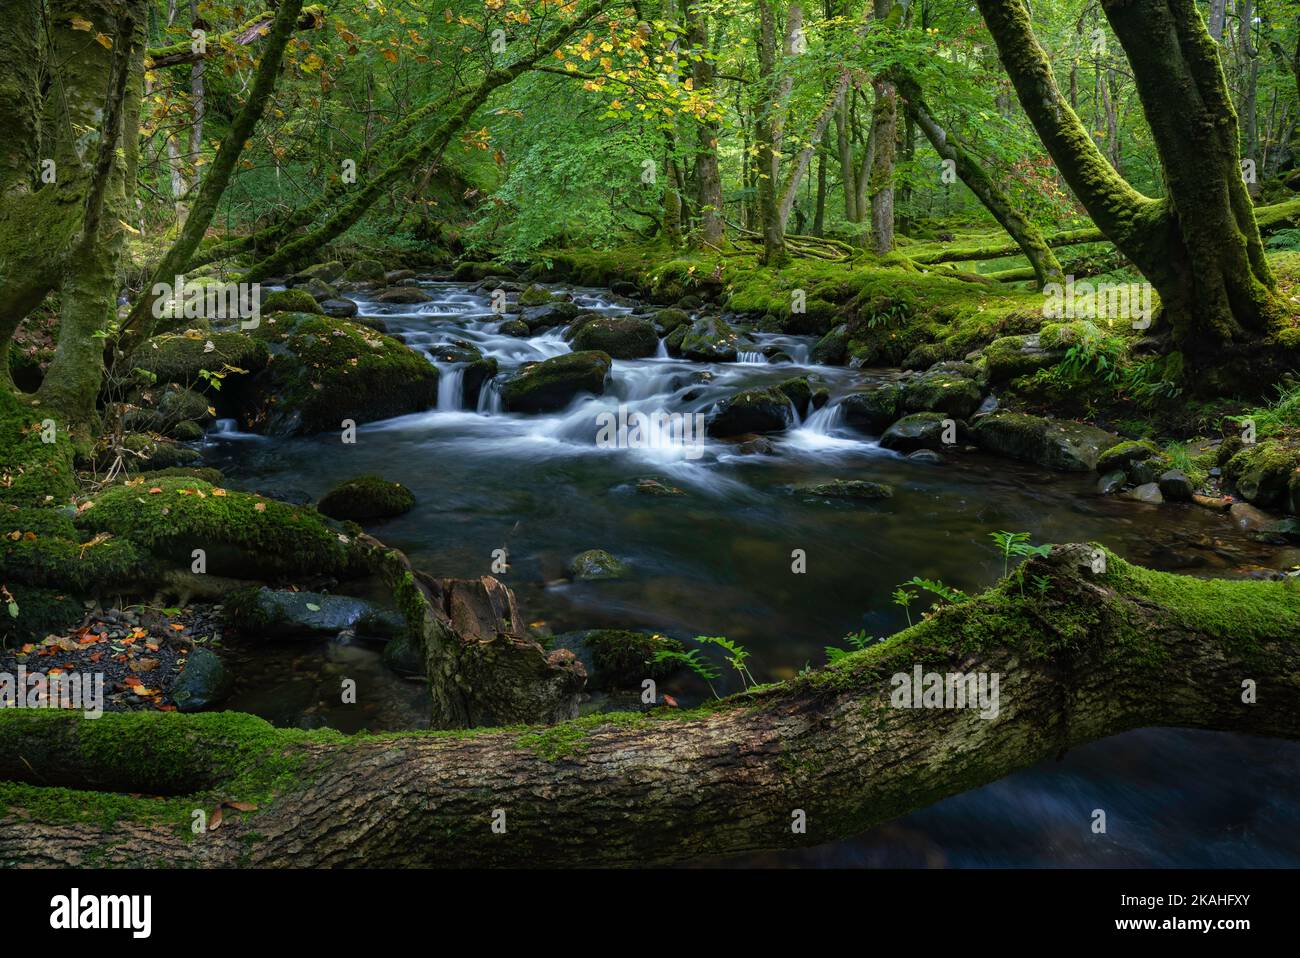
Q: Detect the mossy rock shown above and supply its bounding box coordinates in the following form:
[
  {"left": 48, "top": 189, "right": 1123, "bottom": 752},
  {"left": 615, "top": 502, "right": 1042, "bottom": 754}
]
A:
[
  {"left": 500, "top": 351, "right": 611, "bottom": 413},
  {"left": 567, "top": 549, "right": 629, "bottom": 581},
  {"left": 706, "top": 387, "right": 795, "bottom": 437},
  {"left": 0, "top": 585, "right": 83, "bottom": 645},
  {"left": 971, "top": 412, "right": 1118, "bottom": 472},
  {"left": 570, "top": 315, "right": 659, "bottom": 359},
  {"left": 840, "top": 385, "right": 902, "bottom": 434},
  {"left": 240, "top": 312, "right": 438, "bottom": 435},
  {"left": 128, "top": 332, "right": 269, "bottom": 390},
  {"left": 1096, "top": 440, "right": 1161, "bottom": 475},
  {"left": 810, "top": 323, "right": 850, "bottom": 365},
  {"left": 262, "top": 288, "right": 324, "bottom": 316},
  {"left": 775, "top": 377, "right": 813, "bottom": 417},
  {"left": 290, "top": 261, "right": 345, "bottom": 284},
  {"left": 879, "top": 412, "right": 956, "bottom": 452},
  {"left": 452, "top": 261, "right": 517, "bottom": 282},
  {"left": 653, "top": 308, "right": 691, "bottom": 335},
  {"left": 548, "top": 629, "right": 685, "bottom": 690},
  {"left": 982, "top": 334, "right": 1062, "bottom": 383},
  {"left": 798, "top": 479, "right": 894, "bottom": 500},
  {"left": 77, "top": 477, "right": 370, "bottom": 582},
  {"left": 317, "top": 475, "right": 416, "bottom": 521},
  {"left": 518, "top": 284, "right": 554, "bottom": 307},
  {"left": 680, "top": 315, "right": 741, "bottom": 362},
  {"left": 138, "top": 466, "right": 226, "bottom": 486},
  {"left": 1223, "top": 440, "right": 1300, "bottom": 509},
  {"left": 118, "top": 433, "right": 203, "bottom": 472},
  {"left": 900, "top": 370, "right": 985, "bottom": 420},
  {"left": 343, "top": 259, "right": 385, "bottom": 283},
  {"left": 226, "top": 586, "right": 405, "bottom": 638}
]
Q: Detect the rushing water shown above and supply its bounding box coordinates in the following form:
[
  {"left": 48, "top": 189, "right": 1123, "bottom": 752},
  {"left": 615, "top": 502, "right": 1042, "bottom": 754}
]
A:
[{"left": 204, "top": 279, "right": 1300, "bottom": 867}]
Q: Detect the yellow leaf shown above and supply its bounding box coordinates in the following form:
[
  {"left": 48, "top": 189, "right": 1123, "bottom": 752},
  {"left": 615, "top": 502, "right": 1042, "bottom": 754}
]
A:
[
  {"left": 70, "top": 16, "right": 93, "bottom": 31},
  {"left": 95, "top": 32, "right": 113, "bottom": 49},
  {"left": 117, "top": 219, "right": 140, "bottom": 235}
]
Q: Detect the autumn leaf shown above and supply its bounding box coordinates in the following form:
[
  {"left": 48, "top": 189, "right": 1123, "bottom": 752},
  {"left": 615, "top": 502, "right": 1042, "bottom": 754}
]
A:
[
  {"left": 225, "top": 801, "right": 258, "bottom": 812},
  {"left": 70, "top": 16, "right": 93, "bottom": 31},
  {"left": 208, "top": 805, "right": 223, "bottom": 830},
  {"left": 95, "top": 33, "right": 113, "bottom": 49}
]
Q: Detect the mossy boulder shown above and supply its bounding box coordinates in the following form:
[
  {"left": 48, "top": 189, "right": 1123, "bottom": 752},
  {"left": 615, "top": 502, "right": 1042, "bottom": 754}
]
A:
[
  {"left": 840, "top": 385, "right": 902, "bottom": 434},
  {"left": 680, "top": 315, "right": 741, "bottom": 362},
  {"left": 128, "top": 332, "right": 269, "bottom": 390},
  {"left": 0, "top": 585, "right": 83, "bottom": 645},
  {"left": 119, "top": 433, "right": 203, "bottom": 472},
  {"left": 500, "top": 319, "right": 530, "bottom": 337},
  {"left": 452, "top": 261, "right": 517, "bottom": 282},
  {"left": 317, "top": 475, "right": 416, "bottom": 521},
  {"left": 1223, "top": 440, "right": 1300, "bottom": 510},
  {"left": 981, "top": 333, "right": 1062, "bottom": 383},
  {"left": 570, "top": 315, "right": 659, "bottom": 359},
  {"left": 971, "top": 412, "right": 1118, "bottom": 472},
  {"left": 319, "top": 298, "right": 359, "bottom": 318},
  {"left": 567, "top": 549, "right": 629, "bottom": 581},
  {"left": 518, "top": 284, "right": 554, "bottom": 307},
  {"left": 548, "top": 629, "right": 685, "bottom": 690},
  {"left": 290, "top": 260, "right": 345, "bottom": 284},
  {"left": 123, "top": 384, "right": 212, "bottom": 435},
  {"left": 500, "top": 351, "right": 612, "bottom": 413},
  {"left": 375, "top": 287, "right": 432, "bottom": 305},
  {"left": 76, "top": 477, "right": 370, "bottom": 583},
  {"left": 707, "top": 387, "right": 795, "bottom": 437},
  {"left": 300, "top": 277, "right": 339, "bottom": 301},
  {"left": 811, "top": 323, "right": 850, "bottom": 366},
  {"left": 262, "top": 288, "right": 324, "bottom": 316},
  {"left": 343, "top": 259, "right": 385, "bottom": 284},
  {"left": 240, "top": 312, "right": 438, "bottom": 435},
  {"left": 523, "top": 301, "right": 581, "bottom": 331},
  {"left": 654, "top": 308, "right": 691, "bottom": 335},
  {"left": 775, "top": 377, "right": 814, "bottom": 417},
  {"left": 900, "top": 369, "right": 985, "bottom": 420},
  {"left": 1096, "top": 440, "right": 1162, "bottom": 475},
  {"left": 879, "top": 412, "right": 956, "bottom": 452}
]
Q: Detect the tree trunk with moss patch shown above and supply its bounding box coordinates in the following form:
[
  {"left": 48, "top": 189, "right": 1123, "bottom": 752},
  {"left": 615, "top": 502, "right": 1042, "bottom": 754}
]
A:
[
  {"left": 684, "top": 0, "right": 725, "bottom": 246},
  {"left": 897, "top": 74, "right": 1063, "bottom": 288},
  {"left": 3, "top": 544, "right": 1298, "bottom": 867},
  {"left": 976, "top": 0, "right": 1283, "bottom": 369}
]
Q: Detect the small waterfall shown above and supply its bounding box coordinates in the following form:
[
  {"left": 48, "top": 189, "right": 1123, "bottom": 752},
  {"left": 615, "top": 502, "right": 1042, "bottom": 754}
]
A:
[
  {"left": 801, "top": 402, "right": 845, "bottom": 436},
  {"left": 437, "top": 366, "right": 466, "bottom": 411},
  {"left": 737, "top": 350, "right": 766, "bottom": 364},
  {"left": 477, "top": 378, "right": 503, "bottom": 414},
  {"left": 656, "top": 337, "right": 669, "bottom": 358},
  {"left": 212, "top": 419, "right": 239, "bottom": 434}
]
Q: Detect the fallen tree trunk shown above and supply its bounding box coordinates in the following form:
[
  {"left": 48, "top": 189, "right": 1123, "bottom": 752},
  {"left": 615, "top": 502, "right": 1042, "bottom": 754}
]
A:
[{"left": 2, "top": 544, "right": 1298, "bottom": 867}]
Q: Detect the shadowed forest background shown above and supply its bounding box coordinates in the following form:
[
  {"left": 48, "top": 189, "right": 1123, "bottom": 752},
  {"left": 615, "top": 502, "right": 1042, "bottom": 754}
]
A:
[{"left": 2, "top": 0, "right": 1300, "bottom": 868}]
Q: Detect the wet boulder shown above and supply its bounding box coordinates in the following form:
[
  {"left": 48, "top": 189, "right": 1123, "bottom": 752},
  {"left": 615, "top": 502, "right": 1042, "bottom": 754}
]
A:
[
  {"left": 798, "top": 479, "right": 894, "bottom": 500},
  {"left": 900, "top": 368, "right": 984, "bottom": 420},
  {"left": 227, "top": 587, "right": 406, "bottom": 639},
  {"left": 1096, "top": 440, "right": 1162, "bottom": 475},
  {"left": 262, "top": 288, "right": 324, "bottom": 316},
  {"left": 547, "top": 629, "right": 685, "bottom": 690},
  {"left": 171, "top": 647, "right": 232, "bottom": 713},
  {"left": 128, "top": 331, "right": 269, "bottom": 389},
  {"left": 707, "top": 387, "right": 795, "bottom": 437},
  {"left": 570, "top": 315, "right": 659, "bottom": 359},
  {"left": 980, "top": 333, "right": 1063, "bottom": 383},
  {"left": 680, "top": 315, "right": 741, "bottom": 362},
  {"left": 654, "top": 308, "right": 691, "bottom": 336},
  {"left": 971, "top": 412, "right": 1118, "bottom": 472},
  {"left": 500, "top": 319, "right": 531, "bottom": 337},
  {"left": 523, "top": 301, "right": 580, "bottom": 331},
  {"left": 1158, "top": 469, "right": 1195, "bottom": 502},
  {"left": 290, "top": 261, "right": 345, "bottom": 285},
  {"left": 775, "top": 377, "right": 814, "bottom": 417},
  {"left": 880, "top": 412, "right": 957, "bottom": 453},
  {"left": 319, "top": 298, "right": 359, "bottom": 318},
  {"left": 300, "top": 277, "right": 339, "bottom": 301},
  {"left": 342, "top": 258, "right": 386, "bottom": 284},
  {"left": 810, "top": 323, "right": 850, "bottom": 366},
  {"left": 500, "top": 351, "right": 612, "bottom": 413},
  {"left": 840, "top": 385, "right": 902, "bottom": 434},
  {"left": 375, "top": 286, "right": 432, "bottom": 305}
]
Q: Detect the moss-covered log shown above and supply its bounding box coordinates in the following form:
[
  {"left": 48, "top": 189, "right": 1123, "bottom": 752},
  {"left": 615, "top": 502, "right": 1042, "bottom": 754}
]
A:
[{"left": 1, "top": 544, "right": 1297, "bottom": 868}]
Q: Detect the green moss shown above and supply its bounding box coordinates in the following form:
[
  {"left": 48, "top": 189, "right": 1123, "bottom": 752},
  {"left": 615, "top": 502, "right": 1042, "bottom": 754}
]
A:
[
  {"left": 1096, "top": 440, "right": 1161, "bottom": 474},
  {"left": 317, "top": 474, "right": 416, "bottom": 521},
  {"left": 1223, "top": 440, "right": 1300, "bottom": 508},
  {"left": 0, "top": 388, "right": 76, "bottom": 507},
  {"left": 128, "top": 332, "right": 269, "bottom": 388},
  {"left": 261, "top": 288, "right": 323, "bottom": 316}
]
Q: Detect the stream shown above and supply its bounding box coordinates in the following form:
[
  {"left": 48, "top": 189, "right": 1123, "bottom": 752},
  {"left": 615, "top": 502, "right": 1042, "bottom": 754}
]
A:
[{"left": 202, "top": 279, "right": 1300, "bottom": 867}]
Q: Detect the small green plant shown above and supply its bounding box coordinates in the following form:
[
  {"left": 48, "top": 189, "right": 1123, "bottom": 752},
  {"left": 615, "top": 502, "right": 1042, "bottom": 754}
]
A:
[
  {"left": 655, "top": 635, "right": 759, "bottom": 697},
  {"left": 899, "top": 575, "right": 970, "bottom": 606},
  {"left": 694, "top": 634, "right": 758, "bottom": 690},
  {"left": 989, "top": 530, "right": 1051, "bottom": 578},
  {"left": 825, "top": 629, "right": 877, "bottom": 664},
  {"left": 652, "top": 647, "right": 721, "bottom": 697},
  {"left": 892, "top": 585, "right": 918, "bottom": 626},
  {"left": 1054, "top": 328, "right": 1126, "bottom": 385},
  {"left": 1032, "top": 574, "right": 1051, "bottom": 598}
]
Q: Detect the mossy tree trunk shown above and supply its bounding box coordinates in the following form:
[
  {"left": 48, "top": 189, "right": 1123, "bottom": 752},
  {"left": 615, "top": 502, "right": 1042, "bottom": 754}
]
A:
[
  {"left": 897, "top": 73, "right": 1064, "bottom": 288},
  {"left": 684, "top": 0, "right": 726, "bottom": 246},
  {"left": 756, "top": 0, "right": 788, "bottom": 265},
  {"left": 976, "top": 0, "right": 1282, "bottom": 361},
  {"left": 3, "top": 545, "right": 1298, "bottom": 867}
]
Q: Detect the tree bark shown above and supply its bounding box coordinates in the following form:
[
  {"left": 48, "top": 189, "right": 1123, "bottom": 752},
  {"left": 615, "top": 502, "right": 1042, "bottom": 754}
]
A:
[
  {"left": 684, "top": 0, "right": 725, "bottom": 245},
  {"left": 2, "top": 544, "right": 1298, "bottom": 868},
  {"left": 756, "top": 0, "right": 787, "bottom": 264}
]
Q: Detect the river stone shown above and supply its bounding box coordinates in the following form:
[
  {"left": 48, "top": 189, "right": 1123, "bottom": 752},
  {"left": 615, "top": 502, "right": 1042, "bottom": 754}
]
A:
[
  {"left": 1230, "top": 501, "right": 1276, "bottom": 532},
  {"left": 635, "top": 478, "right": 685, "bottom": 496},
  {"left": 840, "top": 385, "right": 902, "bottom": 434},
  {"left": 262, "top": 288, "right": 324, "bottom": 316},
  {"left": 500, "top": 351, "right": 612, "bottom": 412},
  {"left": 775, "top": 377, "right": 814, "bottom": 417},
  {"left": 707, "top": 387, "right": 795, "bottom": 437},
  {"left": 319, "top": 298, "right": 359, "bottom": 318},
  {"left": 1158, "top": 469, "right": 1195, "bottom": 502},
  {"left": 654, "top": 308, "right": 691, "bottom": 335},
  {"left": 1096, "top": 440, "right": 1162, "bottom": 475},
  {"left": 1125, "top": 482, "right": 1164, "bottom": 504},
  {"left": 570, "top": 315, "right": 659, "bottom": 358},
  {"left": 1097, "top": 470, "right": 1127, "bottom": 495},
  {"left": 907, "top": 449, "right": 943, "bottom": 464},
  {"left": 680, "top": 315, "right": 741, "bottom": 362},
  {"left": 291, "top": 260, "right": 345, "bottom": 284},
  {"left": 171, "top": 647, "right": 233, "bottom": 713},
  {"left": 385, "top": 269, "right": 417, "bottom": 284},
  {"left": 343, "top": 259, "right": 385, "bottom": 283},
  {"left": 376, "top": 286, "right": 432, "bottom": 304},
  {"left": 301, "top": 277, "right": 339, "bottom": 301},
  {"left": 500, "top": 319, "right": 530, "bottom": 337},
  {"left": 981, "top": 333, "right": 1062, "bottom": 383},
  {"left": 518, "top": 284, "right": 554, "bottom": 306},
  {"left": 810, "top": 323, "right": 850, "bottom": 366},
  {"left": 523, "top": 301, "right": 580, "bottom": 330},
  {"left": 880, "top": 413, "right": 956, "bottom": 453},
  {"left": 1249, "top": 518, "right": 1300, "bottom": 544},
  {"left": 229, "top": 587, "right": 406, "bottom": 638},
  {"left": 1127, "top": 456, "right": 1170, "bottom": 486},
  {"left": 568, "top": 549, "right": 629, "bottom": 581},
  {"left": 548, "top": 629, "right": 685, "bottom": 690},
  {"left": 798, "top": 479, "right": 894, "bottom": 500},
  {"left": 971, "top": 412, "right": 1118, "bottom": 472},
  {"left": 900, "top": 369, "right": 984, "bottom": 420},
  {"left": 317, "top": 474, "right": 415, "bottom": 520}
]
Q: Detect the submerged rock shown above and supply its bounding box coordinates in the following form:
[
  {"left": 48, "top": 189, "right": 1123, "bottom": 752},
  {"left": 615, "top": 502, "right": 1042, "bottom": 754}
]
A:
[
  {"left": 548, "top": 629, "right": 685, "bottom": 690},
  {"left": 680, "top": 315, "right": 741, "bottom": 362},
  {"left": 1125, "top": 482, "right": 1164, "bottom": 504},
  {"left": 500, "top": 350, "right": 612, "bottom": 412},
  {"left": 798, "top": 479, "right": 894, "bottom": 500},
  {"left": 1097, "top": 470, "right": 1127, "bottom": 495},
  {"left": 319, "top": 297, "right": 359, "bottom": 318},
  {"left": 567, "top": 549, "right": 629, "bottom": 581},
  {"left": 317, "top": 475, "right": 416, "bottom": 520},
  {"left": 635, "top": 478, "right": 685, "bottom": 496}
]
